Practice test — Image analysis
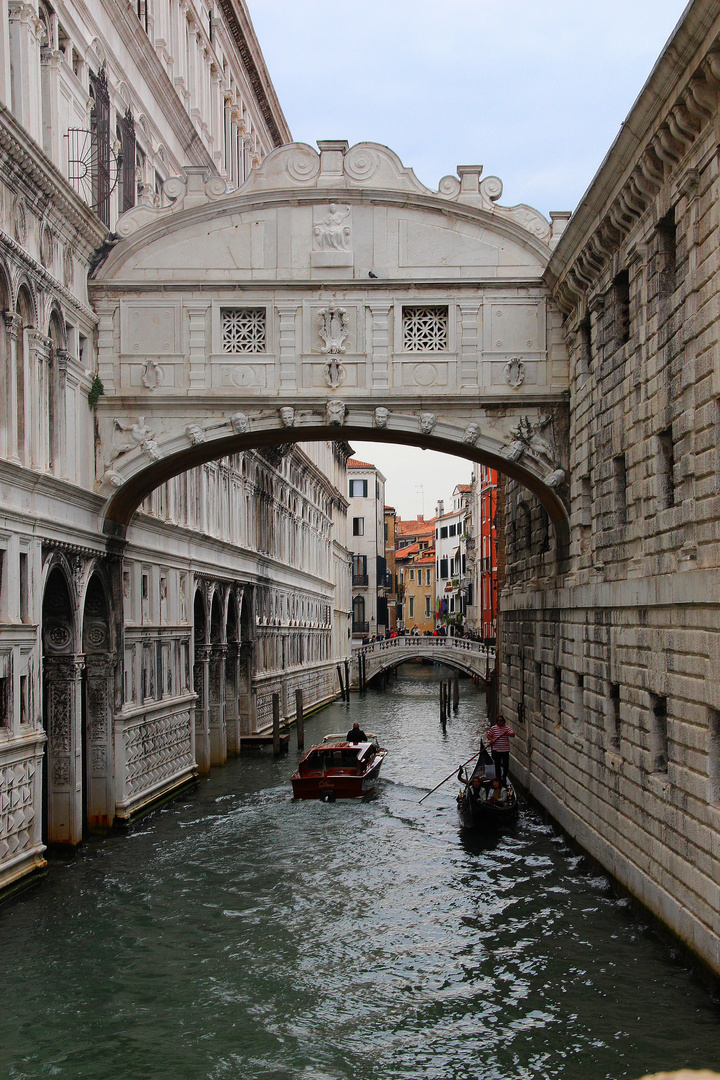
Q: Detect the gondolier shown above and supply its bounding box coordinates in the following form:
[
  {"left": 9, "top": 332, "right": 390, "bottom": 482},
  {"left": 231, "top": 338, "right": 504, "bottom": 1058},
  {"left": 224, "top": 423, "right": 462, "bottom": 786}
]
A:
[{"left": 485, "top": 714, "right": 515, "bottom": 786}]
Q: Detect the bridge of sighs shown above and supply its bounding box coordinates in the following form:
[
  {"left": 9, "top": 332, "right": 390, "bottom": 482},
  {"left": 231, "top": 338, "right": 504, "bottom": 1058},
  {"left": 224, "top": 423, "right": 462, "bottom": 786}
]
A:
[{"left": 90, "top": 139, "right": 571, "bottom": 540}]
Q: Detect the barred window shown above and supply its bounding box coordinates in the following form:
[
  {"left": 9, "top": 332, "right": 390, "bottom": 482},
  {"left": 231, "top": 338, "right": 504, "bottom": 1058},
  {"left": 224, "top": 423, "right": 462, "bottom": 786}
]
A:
[
  {"left": 402, "top": 306, "right": 448, "bottom": 351},
  {"left": 221, "top": 308, "right": 266, "bottom": 353}
]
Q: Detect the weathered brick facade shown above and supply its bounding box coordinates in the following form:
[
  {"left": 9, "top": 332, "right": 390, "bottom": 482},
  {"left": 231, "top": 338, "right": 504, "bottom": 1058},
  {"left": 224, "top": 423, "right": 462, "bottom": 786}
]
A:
[{"left": 502, "top": 0, "right": 720, "bottom": 974}]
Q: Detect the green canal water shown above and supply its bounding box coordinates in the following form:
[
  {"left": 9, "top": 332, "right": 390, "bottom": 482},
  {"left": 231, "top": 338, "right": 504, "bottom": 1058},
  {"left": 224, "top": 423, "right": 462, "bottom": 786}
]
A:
[{"left": 1, "top": 663, "right": 720, "bottom": 1080}]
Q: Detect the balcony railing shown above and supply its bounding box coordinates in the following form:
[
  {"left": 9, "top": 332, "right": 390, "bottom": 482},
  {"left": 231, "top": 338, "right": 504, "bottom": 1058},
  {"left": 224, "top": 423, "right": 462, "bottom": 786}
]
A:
[
  {"left": 352, "top": 621, "right": 369, "bottom": 635},
  {"left": 352, "top": 574, "right": 369, "bottom": 586}
]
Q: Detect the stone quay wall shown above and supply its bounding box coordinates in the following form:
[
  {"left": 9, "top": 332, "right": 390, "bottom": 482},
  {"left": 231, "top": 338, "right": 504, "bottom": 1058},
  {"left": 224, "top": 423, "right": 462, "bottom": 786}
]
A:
[{"left": 501, "top": 0, "right": 720, "bottom": 975}]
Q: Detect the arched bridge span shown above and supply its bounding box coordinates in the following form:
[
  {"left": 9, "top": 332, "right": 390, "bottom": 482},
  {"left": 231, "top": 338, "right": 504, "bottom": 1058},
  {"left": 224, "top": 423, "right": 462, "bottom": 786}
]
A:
[
  {"left": 353, "top": 636, "right": 495, "bottom": 686},
  {"left": 90, "top": 140, "right": 570, "bottom": 542}
]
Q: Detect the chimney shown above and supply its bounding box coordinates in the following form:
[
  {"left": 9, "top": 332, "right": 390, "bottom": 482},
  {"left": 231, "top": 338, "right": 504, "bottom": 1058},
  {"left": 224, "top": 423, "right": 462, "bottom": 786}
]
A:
[
  {"left": 437, "top": 500, "right": 444, "bottom": 516},
  {"left": 418, "top": 514, "right": 424, "bottom": 522}
]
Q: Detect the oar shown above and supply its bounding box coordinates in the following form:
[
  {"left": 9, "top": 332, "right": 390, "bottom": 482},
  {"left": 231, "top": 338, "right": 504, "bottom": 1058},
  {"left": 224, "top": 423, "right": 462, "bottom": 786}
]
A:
[{"left": 419, "top": 752, "right": 480, "bottom": 803}]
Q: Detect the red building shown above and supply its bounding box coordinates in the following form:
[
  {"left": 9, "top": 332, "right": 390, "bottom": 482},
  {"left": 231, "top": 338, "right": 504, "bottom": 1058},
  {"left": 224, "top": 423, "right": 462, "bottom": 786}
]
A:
[{"left": 475, "top": 464, "right": 498, "bottom": 642}]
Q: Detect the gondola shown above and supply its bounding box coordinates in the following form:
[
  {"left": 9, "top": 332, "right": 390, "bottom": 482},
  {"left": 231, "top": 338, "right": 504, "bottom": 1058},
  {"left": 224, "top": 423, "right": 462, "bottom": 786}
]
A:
[{"left": 456, "top": 744, "right": 519, "bottom": 831}]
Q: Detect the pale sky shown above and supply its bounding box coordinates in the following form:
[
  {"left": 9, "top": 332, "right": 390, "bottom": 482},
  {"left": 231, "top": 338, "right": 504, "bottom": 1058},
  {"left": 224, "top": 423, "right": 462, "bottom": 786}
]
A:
[{"left": 250, "top": 0, "right": 689, "bottom": 518}]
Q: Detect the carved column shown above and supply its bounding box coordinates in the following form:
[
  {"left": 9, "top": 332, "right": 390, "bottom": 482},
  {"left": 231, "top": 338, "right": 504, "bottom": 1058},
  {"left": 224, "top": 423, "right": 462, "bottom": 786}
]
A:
[
  {"left": 8, "top": 2, "right": 42, "bottom": 142},
  {"left": 209, "top": 643, "right": 227, "bottom": 766},
  {"left": 84, "top": 652, "right": 114, "bottom": 828},
  {"left": 43, "top": 654, "right": 84, "bottom": 845},
  {"left": 186, "top": 302, "right": 209, "bottom": 391},
  {"left": 193, "top": 643, "right": 211, "bottom": 773},
  {"left": 367, "top": 302, "right": 392, "bottom": 389},
  {"left": 3, "top": 312, "right": 21, "bottom": 461},
  {"left": 458, "top": 302, "right": 481, "bottom": 388},
  {"left": 28, "top": 329, "right": 51, "bottom": 471},
  {"left": 40, "top": 47, "right": 63, "bottom": 164},
  {"left": 276, "top": 303, "right": 300, "bottom": 390},
  {"left": 225, "top": 641, "right": 240, "bottom": 755}
]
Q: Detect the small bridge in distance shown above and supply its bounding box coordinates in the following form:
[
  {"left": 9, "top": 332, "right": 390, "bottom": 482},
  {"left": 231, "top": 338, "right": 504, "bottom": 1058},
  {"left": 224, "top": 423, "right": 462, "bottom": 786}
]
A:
[{"left": 351, "top": 636, "right": 495, "bottom": 687}]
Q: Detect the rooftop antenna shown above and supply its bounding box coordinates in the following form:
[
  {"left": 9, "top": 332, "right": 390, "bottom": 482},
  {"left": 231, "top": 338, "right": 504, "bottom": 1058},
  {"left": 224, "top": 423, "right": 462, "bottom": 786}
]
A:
[{"left": 416, "top": 484, "right": 425, "bottom": 518}]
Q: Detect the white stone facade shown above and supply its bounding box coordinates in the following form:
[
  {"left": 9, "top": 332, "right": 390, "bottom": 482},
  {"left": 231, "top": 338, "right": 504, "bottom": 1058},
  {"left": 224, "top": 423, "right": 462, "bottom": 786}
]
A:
[
  {"left": 347, "top": 459, "right": 386, "bottom": 639},
  {"left": 0, "top": 0, "right": 354, "bottom": 893}
]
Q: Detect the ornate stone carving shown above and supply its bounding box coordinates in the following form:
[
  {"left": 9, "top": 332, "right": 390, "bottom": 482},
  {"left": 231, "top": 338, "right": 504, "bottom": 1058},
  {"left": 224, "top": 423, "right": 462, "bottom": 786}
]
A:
[
  {"left": 325, "top": 400, "right": 345, "bottom": 426},
  {"left": 186, "top": 424, "right": 205, "bottom": 444},
  {"left": 545, "top": 468, "right": 566, "bottom": 489},
  {"left": 373, "top": 406, "right": 389, "bottom": 428},
  {"left": 286, "top": 146, "right": 321, "bottom": 183},
  {"left": 419, "top": 412, "right": 436, "bottom": 435},
  {"left": 501, "top": 415, "right": 559, "bottom": 470},
  {"left": 39, "top": 224, "right": 54, "bottom": 268},
  {"left": 111, "top": 416, "right": 159, "bottom": 461},
  {"left": 231, "top": 412, "right": 249, "bottom": 434},
  {"left": 318, "top": 303, "right": 348, "bottom": 354},
  {"left": 462, "top": 423, "right": 480, "bottom": 445},
  {"left": 313, "top": 204, "right": 351, "bottom": 251},
  {"left": 13, "top": 197, "right": 27, "bottom": 245},
  {"left": 438, "top": 175, "right": 461, "bottom": 198},
  {"left": 504, "top": 358, "right": 526, "bottom": 388},
  {"left": 63, "top": 246, "right": 74, "bottom": 288},
  {"left": 344, "top": 145, "right": 380, "bottom": 182},
  {"left": 141, "top": 360, "right": 163, "bottom": 389},
  {"left": 324, "top": 357, "right": 346, "bottom": 388},
  {"left": 279, "top": 407, "right": 295, "bottom": 428}
]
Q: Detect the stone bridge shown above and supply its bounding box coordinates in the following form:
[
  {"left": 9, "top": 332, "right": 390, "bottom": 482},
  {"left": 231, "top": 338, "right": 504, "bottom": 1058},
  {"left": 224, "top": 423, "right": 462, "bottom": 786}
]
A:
[
  {"left": 352, "top": 636, "right": 495, "bottom": 686},
  {"left": 90, "top": 140, "right": 570, "bottom": 543}
]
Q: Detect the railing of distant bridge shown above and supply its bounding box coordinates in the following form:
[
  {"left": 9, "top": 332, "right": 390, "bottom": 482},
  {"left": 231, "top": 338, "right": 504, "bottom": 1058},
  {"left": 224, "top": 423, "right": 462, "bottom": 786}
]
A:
[{"left": 354, "top": 635, "right": 495, "bottom": 670}]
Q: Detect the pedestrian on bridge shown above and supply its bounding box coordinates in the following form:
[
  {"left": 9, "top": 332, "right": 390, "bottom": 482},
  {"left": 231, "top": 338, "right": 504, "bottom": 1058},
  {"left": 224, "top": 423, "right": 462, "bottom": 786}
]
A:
[{"left": 485, "top": 715, "right": 515, "bottom": 786}]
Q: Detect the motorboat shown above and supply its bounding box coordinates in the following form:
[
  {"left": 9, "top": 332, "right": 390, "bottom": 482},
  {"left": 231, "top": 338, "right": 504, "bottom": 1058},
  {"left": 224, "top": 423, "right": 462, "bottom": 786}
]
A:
[
  {"left": 456, "top": 746, "right": 519, "bottom": 830},
  {"left": 291, "top": 733, "right": 388, "bottom": 799}
]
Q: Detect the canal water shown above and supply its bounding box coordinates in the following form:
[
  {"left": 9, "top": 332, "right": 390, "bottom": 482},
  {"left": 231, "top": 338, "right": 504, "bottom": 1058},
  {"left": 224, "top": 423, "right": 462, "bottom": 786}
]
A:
[{"left": 1, "top": 664, "right": 720, "bottom": 1080}]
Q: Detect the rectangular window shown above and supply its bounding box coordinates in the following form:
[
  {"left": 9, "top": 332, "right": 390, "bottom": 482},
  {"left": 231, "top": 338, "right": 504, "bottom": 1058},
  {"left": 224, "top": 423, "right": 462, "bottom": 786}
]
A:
[
  {"left": 424, "top": 596, "right": 431, "bottom": 617},
  {"left": 709, "top": 709, "right": 720, "bottom": 803},
  {"left": 409, "top": 596, "right": 414, "bottom": 619},
  {"left": 649, "top": 693, "right": 668, "bottom": 773},
  {"left": 658, "top": 208, "right": 676, "bottom": 297},
  {"left": 426, "top": 569, "right": 431, "bottom": 586},
  {"left": 349, "top": 479, "right": 368, "bottom": 498},
  {"left": 579, "top": 313, "right": 593, "bottom": 374},
  {"left": 613, "top": 454, "right": 627, "bottom": 526},
  {"left": 614, "top": 269, "right": 630, "bottom": 345},
  {"left": 351, "top": 555, "right": 367, "bottom": 585},
  {"left": 352, "top": 517, "right": 364, "bottom": 536},
  {"left": 384, "top": 522, "right": 388, "bottom": 542},
  {"left": 448, "top": 524, "right": 456, "bottom": 537},
  {"left": 440, "top": 526, "right": 448, "bottom": 539},
  {"left": 409, "top": 569, "right": 415, "bottom": 581},
  {"left": 19, "top": 552, "right": 29, "bottom": 623},
  {"left": 19, "top": 674, "right": 28, "bottom": 725},
  {"left": 440, "top": 558, "right": 448, "bottom": 579},
  {"left": 402, "top": 306, "right": 449, "bottom": 352},
  {"left": 658, "top": 426, "right": 676, "bottom": 509},
  {"left": 221, "top": 308, "right": 266, "bottom": 353},
  {"left": 0, "top": 670, "right": 8, "bottom": 729},
  {"left": 609, "top": 682, "right": 621, "bottom": 750}
]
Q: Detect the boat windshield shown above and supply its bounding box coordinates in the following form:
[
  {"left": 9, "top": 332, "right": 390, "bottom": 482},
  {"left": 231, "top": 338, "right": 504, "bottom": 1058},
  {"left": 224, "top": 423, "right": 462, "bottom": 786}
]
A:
[{"left": 306, "top": 748, "right": 362, "bottom": 769}]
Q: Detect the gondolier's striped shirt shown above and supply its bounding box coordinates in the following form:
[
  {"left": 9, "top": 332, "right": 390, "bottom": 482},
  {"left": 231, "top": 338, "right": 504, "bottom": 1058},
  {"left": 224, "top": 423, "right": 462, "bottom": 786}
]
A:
[{"left": 486, "top": 723, "right": 514, "bottom": 753}]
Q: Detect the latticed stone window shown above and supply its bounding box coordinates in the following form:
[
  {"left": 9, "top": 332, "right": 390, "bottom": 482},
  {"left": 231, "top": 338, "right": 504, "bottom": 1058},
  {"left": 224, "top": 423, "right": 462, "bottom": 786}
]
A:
[
  {"left": 402, "top": 306, "right": 448, "bottom": 351},
  {"left": 221, "top": 308, "right": 266, "bottom": 353}
]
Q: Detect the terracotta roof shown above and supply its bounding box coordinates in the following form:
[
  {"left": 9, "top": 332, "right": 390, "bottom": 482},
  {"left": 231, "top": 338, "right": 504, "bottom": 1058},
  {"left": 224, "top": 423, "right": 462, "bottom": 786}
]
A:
[
  {"left": 396, "top": 517, "right": 436, "bottom": 536},
  {"left": 347, "top": 458, "right": 376, "bottom": 469},
  {"left": 396, "top": 542, "right": 420, "bottom": 559},
  {"left": 415, "top": 554, "right": 436, "bottom": 566},
  {"left": 456, "top": 484, "right": 471, "bottom": 493}
]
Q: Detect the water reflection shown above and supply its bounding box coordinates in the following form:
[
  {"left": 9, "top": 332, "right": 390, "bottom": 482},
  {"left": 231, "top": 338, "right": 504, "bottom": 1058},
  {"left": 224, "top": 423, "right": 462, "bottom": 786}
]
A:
[{"left": 0, "top": 662, "right": 719, "bottom": 1080}]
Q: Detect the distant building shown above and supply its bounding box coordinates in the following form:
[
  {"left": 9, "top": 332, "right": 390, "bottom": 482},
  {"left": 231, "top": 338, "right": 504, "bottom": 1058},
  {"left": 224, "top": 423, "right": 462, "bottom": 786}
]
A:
[
  {"left": 347, "top": 459, "right": 386, "bottom": 639},
  {"left": 434, "top": 487, "right": 470, "bottom": 632},
  {"left": 395, "top": 515, "right": 436, "bottom": 553},
  {"left": 384, "top": 507, "right": 398, "bottom": 631},
  {"left": 468, "top": 465, "right": 498, "bottom": 641},
  {"left": 397, "top": 547, "right": 436, "bottom": 633}
]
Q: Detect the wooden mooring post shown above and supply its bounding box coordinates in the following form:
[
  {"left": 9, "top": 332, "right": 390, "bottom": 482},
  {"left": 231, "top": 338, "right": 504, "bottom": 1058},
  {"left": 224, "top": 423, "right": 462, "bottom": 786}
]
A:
[
  {"left": 295, "top": 688, "right": 304, "bottom": 751},
  {"left": 272, "top": 693, "right": 281, "bottom": 756},
  {"left": 453, "top": 672, "right": 459, "bottom": 711},
  {"left": 337, "top": 663, "right": 345, "bottom": 701},
  {"left": 440, "top": 681, "right": 446, "bottom": 723},
  {"left": 344, "top": 658, "right": 350, "bottom": 699}
]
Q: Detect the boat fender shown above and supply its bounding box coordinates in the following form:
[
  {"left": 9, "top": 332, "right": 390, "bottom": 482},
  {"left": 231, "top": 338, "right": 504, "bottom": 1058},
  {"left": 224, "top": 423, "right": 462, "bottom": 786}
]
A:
[{"left": 321, "top": 790, "right": 336, "bottom": 803}]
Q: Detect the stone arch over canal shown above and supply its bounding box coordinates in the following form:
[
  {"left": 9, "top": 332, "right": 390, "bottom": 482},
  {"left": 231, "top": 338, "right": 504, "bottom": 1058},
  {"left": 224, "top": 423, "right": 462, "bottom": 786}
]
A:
[{"left": 90, "top": 140, "right": 571, "bottom": 545}]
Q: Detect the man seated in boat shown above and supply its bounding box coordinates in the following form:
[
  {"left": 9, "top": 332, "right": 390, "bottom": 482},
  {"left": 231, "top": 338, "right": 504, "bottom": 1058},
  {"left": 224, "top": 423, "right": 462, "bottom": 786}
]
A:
[
  {"left": 346, "top": 722, "right": 368, "bottom": 743},
  {"left": 468, "top": 775, "right": 485, "bottom": 802}
]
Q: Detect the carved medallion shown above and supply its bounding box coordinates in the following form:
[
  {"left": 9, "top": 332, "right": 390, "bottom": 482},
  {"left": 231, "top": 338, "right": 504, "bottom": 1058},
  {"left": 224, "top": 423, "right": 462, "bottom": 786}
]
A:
[
  {"left": 318, "top": 303, "right": 348, "bottom": 354},
  {"left": 504, "top": 358, "right": 526, "bottom": 388},
  {"left": 141, "top": 360, "right": 163, "bottom": 389}
]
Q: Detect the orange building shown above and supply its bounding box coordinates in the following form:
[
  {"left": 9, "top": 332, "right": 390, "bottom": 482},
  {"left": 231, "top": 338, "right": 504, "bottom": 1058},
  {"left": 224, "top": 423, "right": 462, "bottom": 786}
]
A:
[{"left": 398, "top": 548, "right": 436, "bottom": 633}]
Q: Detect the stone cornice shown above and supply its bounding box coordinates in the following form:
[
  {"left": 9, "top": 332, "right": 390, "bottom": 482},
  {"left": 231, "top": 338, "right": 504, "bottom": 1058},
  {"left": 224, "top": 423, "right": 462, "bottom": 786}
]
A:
[
  {"left": 546, "top": 0, "right": 720, "bottom": 314},
  {"left": 0, "top": 106, "right": 107, "bottom": 250},
  {"left": 0, "top": 227, "right": 98, "bottom": 325},
  {"left": 216, "top": 0, "right": 291, "bottom": 148}
]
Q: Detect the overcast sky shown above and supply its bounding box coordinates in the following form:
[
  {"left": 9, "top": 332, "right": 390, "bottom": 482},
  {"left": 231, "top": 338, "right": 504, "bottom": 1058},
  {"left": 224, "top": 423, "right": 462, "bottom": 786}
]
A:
[{"left": 250, "top": 0, "right": 689, "bottom": 518}]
